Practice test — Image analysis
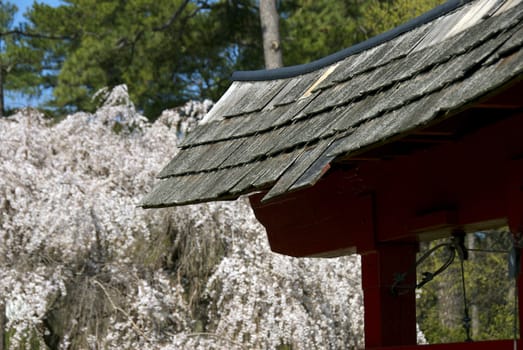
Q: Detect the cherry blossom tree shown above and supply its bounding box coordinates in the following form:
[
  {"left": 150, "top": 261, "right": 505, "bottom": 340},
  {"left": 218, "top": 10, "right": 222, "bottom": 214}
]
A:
[{"left": 0, "top": 85, "right": 364, "bottom": 349}]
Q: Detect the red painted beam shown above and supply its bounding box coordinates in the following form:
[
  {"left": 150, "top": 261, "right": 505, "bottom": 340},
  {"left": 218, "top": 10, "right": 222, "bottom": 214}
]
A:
[
  {"left": 364, "top": 113, "right": 523, "bottom": 244},
  {"left": 249, "top": 175, "right": 375, "bottom": 257},
  {"left": 250, "top": 112, "right": 523, "bottom": 257},
  {"left": 369, "top": 339, "right": 517, "bottom": 350}
]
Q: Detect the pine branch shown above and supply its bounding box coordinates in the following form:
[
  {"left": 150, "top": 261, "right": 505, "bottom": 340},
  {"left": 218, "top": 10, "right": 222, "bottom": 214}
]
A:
[
  {"left": 152, "top": 0, "right": 191, "bottom": 32},
  {"left": 0, "top": 29, "right": 74, "bottom": 41}
]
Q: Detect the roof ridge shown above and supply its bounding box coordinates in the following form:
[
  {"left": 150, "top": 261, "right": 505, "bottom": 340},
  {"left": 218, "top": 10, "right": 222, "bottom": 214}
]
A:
[{"left": 231, "top": 0, "right": 473, "bottom": 82}]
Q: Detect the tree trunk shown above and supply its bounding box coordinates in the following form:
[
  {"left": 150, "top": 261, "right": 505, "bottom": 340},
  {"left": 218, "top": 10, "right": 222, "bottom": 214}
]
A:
[{"left": 259, "top": 0, "right": 283, "bottom": 69}]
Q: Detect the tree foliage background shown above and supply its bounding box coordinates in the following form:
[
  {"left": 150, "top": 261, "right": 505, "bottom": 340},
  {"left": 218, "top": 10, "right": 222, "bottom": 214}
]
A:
[
  {"left": 416, "top": 230, "right": 517, "bottom": 343},
  {"left": 4, "top": 0, "right": 445, "bottom": 119}
]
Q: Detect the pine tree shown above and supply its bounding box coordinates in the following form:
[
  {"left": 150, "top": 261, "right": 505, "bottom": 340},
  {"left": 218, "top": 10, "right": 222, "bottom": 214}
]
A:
[
  {"left": 0, "top": 2, "right": 45, "bottom": 117},
  {"left": 25, "top": 0, "right": 264, "bottom": 118},
  {"left": 280, "top": 0, "right": 445, "bottom": 66}
]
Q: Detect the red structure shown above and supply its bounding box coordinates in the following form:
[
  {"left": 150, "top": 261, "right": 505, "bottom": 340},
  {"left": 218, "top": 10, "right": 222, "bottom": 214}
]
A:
[
  {"left": 142, "top": 0, "right": 523, "bottom": 348},
  {"left": 250, "top": 86, "right": 523, "bottom": 349}
]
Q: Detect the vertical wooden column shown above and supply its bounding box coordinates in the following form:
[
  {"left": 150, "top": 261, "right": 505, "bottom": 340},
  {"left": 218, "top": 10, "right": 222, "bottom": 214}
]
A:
[{"left": 361, "top": 243, "right": 418, "bottom": 348}]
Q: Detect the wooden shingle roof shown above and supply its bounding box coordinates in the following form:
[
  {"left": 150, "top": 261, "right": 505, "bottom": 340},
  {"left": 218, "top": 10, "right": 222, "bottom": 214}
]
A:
[{"left": 142, "top": 0, "right": 523, "bottom": 208}]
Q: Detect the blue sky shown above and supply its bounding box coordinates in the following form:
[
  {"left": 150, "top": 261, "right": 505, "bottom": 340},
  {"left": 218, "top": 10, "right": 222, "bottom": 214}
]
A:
[
  {"left": 13, "top": 0, "right": 63, "bottom": 26},
  {"left": 7, "top": 0, "right": 63, "bottom": 110}
]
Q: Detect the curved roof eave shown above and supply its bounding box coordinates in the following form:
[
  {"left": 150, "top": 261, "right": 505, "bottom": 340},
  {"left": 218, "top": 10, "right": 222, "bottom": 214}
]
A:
[{"left": 232, "top": 0, "right": 472, "bottom": 82}]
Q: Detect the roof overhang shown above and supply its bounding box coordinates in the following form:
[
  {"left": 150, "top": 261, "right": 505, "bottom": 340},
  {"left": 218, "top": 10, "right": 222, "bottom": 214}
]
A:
[{"left": 141, "top": 0, "right": 523, "bottom": 210}]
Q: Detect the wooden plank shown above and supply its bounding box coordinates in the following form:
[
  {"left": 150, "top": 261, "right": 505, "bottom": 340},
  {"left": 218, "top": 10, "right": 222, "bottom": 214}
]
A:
[
  {"left": 193, "top": 166, "right": 250, "bottom": 201},
  {"left": 328, "top": 91, "right": 444, "bottom": 158},
  {"left": 200, "top": 81, "right": 241, "bottom": 122},
  {"left": 178, "top": 121, "right": 216, "bottom": 148},
  {"left": 495, "top": 0, "right": 522, "bottom": 14},
  {"left": 141, "top": 174, "right": 198, "bottom": 207},
  {"left": 289, "top": 138, "right": 347, "bottom": 191},
  {"left": 274, "top": 97, "right": 314, "bottom": 124},
  {"left": 438, "top": 48, "right": 523, "bottom": 113},
  {"left": 414, "top": 4, "right": 470, "bottom": 52},
  {"left": 157, "top": 144, "right": 212, "bottom": 178},
  {"left": 323, "top": 45, "right": 379, "bottom": 84},
  {"left": 271, "top": 70, "right": 324, "bottom": 106},
  {"left": 442, "top": 0, "right": 501, "bottom": 41},
  {"left": 228, "top": 161, "right": 272, "bottom": 195},
  {"left": 144, "top": 164, "right": 256, "bottom": 207},
  {"left": 252, "top": 149, "right": 305, "bottom": 189},
  {"left": 267, "top": 112, "right": 338, "bottom": 155},
  {"left": 493, "top": 22, "right": 523, "bottom": 58},
  {"left": 371, "top": 24, "right": 433, "bottom": 66},
  {"left": 262, "top": 139, "right": 333, "bottom": 201},
  {"left": 306, "top": 19, "right": 512, "bottom": 120},
  {"left": 228, "top": 148, "right": 305, "bottom": 195},
  {"left": 220, "top": 128, "right": 285, "bottom": 167},
  {"left": 229, "top": 105, "right": 301, "bottom": 138},
  {"left": 158, "top": 138, "right": 244, "bottom": 177},
  {"left": 224, "top": 79, "right": 288, "bottom": 118}
]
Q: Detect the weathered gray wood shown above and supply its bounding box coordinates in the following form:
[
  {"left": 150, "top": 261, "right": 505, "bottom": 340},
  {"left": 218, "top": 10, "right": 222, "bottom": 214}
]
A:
[
  {"left": 157, "top": 145, "right": 211, "bottom": 178},
  {"left": 224, "top": 79, "right": 288, "bottom": 118},
  {"left": 143, "top": 165, "right": 253, "bottom": 207},
  {"left": 290, "top": 137, "right": 346, "bottom": 191},
  {"left": 199, "top": 81, "right": 242, "bottom": 123},
  {"left": 492, "top": 24, "right": 523, "bottom": 58},
  {"left": 439, "top": 48, "right": 523, "bottom": 112},
  {"left": 225, "top": 107, "right": 290, "bottom": 139},
  {"left": 228, "top": 162, "right": 269, "bottom": 195},
  {"left": 327, "top": 94, "right": 443, "bottom": 158},
  {"left": 220, "top": 130, "right": 282, "bottom": 167},
  {"left": 143, "top": 1, "right": 523, "bottom": 208},
  {"left": 159, "top": 138, "right": 249, "bottom": 177},
  {"left": 252, "top": 149, "right": 305, "bottom": 189},
  {"left": 413, "top": 4, "right": 470, "bottom": 52},
  {"left": 180, "top": 3, "right": 523, "bottom": 145},
  {"left": 229, "top": 149, "right": 306, "bottom": 195},
  {"left": 262, "top": 139, "right": 333, "bottom": 201},
  {"left": 371, "top": 24, "right": 433, "bottom": 67},
  {"left": 321, "top": 47, "right": 378, "bottom": 87},
  {"left": 271, "top": 70, "right": 323, "bottom": 106},
  {"left": 180, "top": 117, "right": 244, "bottom": 147},
  {"left": 328, "top": 39, "right": 523, "bottom": 160}
]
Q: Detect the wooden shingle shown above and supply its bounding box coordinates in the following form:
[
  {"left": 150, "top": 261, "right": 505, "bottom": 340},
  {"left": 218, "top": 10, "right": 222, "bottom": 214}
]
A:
[{"left": 141, "top": 0, "right": 523, "bottom": 208}]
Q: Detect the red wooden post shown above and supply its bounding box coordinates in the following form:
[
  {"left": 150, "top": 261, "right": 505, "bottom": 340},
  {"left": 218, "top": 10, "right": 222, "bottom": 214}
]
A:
[{"left": 362, "top": 243, "right": 418, "bottom": 348}]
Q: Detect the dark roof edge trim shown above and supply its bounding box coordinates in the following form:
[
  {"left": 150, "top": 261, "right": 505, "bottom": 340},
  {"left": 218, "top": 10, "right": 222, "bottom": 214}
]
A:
[{"left": 232, "top": 0, "right": 471, "bottom": 82}]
